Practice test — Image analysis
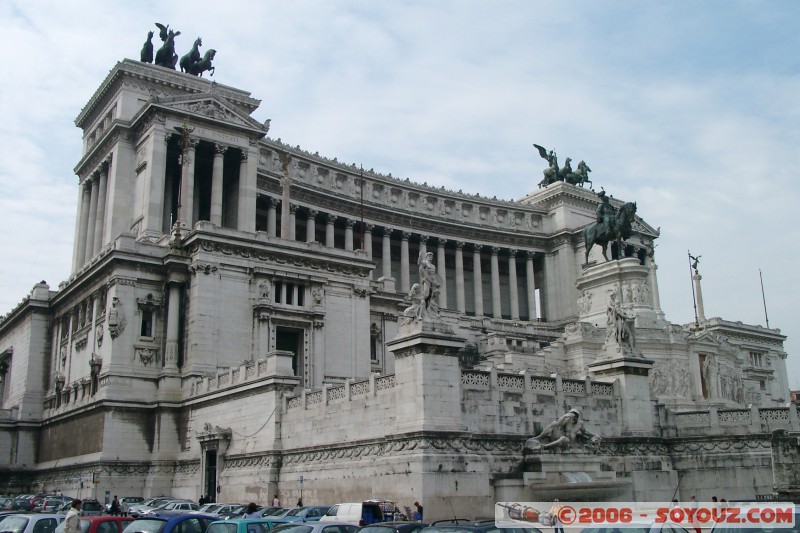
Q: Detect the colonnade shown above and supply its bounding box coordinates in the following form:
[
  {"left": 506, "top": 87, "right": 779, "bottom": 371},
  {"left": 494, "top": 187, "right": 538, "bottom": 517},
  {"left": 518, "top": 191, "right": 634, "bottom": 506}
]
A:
[
  {"left": 258, "top": 197, "right": 543, "bottom": 321},
  {"left": 73, "top": 159, "right": 111, "bottom": 270}
]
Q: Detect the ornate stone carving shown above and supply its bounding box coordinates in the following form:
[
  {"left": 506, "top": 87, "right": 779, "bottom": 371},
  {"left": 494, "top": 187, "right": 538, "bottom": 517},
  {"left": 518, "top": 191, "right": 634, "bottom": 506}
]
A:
[
  {"left": 189, "top": 262, "right": 219, "bottom": 275},
  {"left": 649, "top": 360, "right": 690, "bottom": 397},
  {"left": 136, "top": 347, "right": 158, "bottom": 366},
  {"left": 524, "top": 408, "right": 601, "bottom": 453},
  {"left": 107, "top": 297, "right": 126, "bottom": 339}
]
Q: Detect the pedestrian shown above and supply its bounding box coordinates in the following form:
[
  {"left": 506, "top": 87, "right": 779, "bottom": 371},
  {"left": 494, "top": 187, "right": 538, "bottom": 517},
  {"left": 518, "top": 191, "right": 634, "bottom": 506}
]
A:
[
  {"left": 272, "top": 494, "right": 280, "bottom": 507},
  {"left": 64, "top": 500, "right": 82, "bottom": 533},
  {"left": 243, "top": 502, "right": 260, "bottom": 519},
  {"left": 413, "top": 501, "right": 423, "bottom": 522},
  {"left": 550, "top": 499, "right": 564, "bottom": 533},
  {"left": 296, "top": 498, "right": 303, "bottom": 507},
  {"left": 110, "top": 496, "right": 120, "bottom": 516},
  {"left": 121, "top": 499, "right": 130, "bottom": 517},
  {"left": 199, "top": 495, "right": 206, "bottom": 506}
]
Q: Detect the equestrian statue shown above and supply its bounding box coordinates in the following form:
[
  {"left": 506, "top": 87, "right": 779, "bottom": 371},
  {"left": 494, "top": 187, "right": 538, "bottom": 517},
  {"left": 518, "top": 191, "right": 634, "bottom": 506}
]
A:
[
  {"left": 533, "top": 144, "right": 592, "bottom": 188},
  {"left": 154, "top": 23, "right": 181, "bottom": 69},
  {"left": 583, "top": 190, "right": 637, "bottom": 263},
  {"left": 141, "top": 24, "right": 216, "bottom": 77}
]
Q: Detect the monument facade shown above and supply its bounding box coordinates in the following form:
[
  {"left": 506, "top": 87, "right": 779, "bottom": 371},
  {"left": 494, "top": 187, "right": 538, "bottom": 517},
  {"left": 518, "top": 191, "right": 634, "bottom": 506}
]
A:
[{"left": 0, "top": 57, "right": 797, "bottom": 516}]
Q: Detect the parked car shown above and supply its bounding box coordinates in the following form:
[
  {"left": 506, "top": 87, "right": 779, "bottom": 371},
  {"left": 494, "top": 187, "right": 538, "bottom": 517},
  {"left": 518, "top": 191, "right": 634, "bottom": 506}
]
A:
[
  {"left": 36, "top": 498, "right": 70, "bottom": 514},
  {"left": 357, "top": 522, "right": 429, "bottom": 533},
  {"left": 56, "top": 500, "right": 103, "bottom": 518},
  {"left": 10, "top": 496, "right": 36, "bottom": 512},
  {"left": 145, "top": 502, "right": 200, "bottom": 516},
  {"left": 0, "top": 497, "right": 15, "bottom": 511},
  {"left": 258, "top": 509, "right": 287, "bottom": 518},
  {"left": 321, "top": 503, "right": 384, "bottom": 526},
  {"left": 105, "top": 497, "right": 144, "bottom": 514},
  {"left": 211, "top": 504, "right": 249, "bottom": 519},
  {"left": 199, "top": 505, "right": 224, "bottom": 514},
  {"left": 422, "top": 520, "right": 542, "bottom": 533},
  {"left": 54, "top": 515, "right": 135, "bottom": 533},
  {"left": 280, "top": 508, "right": 331, "bottom": 523},
  {"left": 0, "top": 513, "right": 64, "bottom": 533},
  {"left": 121, "top": 512, "right": 218, "bottom": 533},
  {"left": 207, "top": 518, "right": 292, "bottom": 533},
  {"left": 270, "top": 522, "right": 359, "bottom": 533},
  {"left": 128, "top": 499, "right": 180, "bottom": 518}
]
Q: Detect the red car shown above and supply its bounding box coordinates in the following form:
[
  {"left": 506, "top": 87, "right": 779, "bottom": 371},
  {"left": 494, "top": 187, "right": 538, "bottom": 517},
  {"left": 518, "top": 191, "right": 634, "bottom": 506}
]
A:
[{"left": 55, "top": 515, "right": 134, "bottom": 533}]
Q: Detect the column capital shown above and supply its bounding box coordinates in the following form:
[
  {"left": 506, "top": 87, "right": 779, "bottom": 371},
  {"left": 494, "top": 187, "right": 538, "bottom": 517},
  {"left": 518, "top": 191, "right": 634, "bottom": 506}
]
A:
[
  {"left": 382, "top": 227, "right": 393, "bottom": 237},
  {"left": 508, "top": 248, "right": 517, "bottom": 257},
  {"left": 307, "top": 209, "right": 318, "bottom": 219},
  {"left": 289, "top": 204, "right": 299, "bottom": 214},
  {"left": 438, "top": 238, "right": 448, "bottom": 248},
  {"left": 473, "top": 244, "right": 482, "bottom": 253},
  {"left": 345, "top": 218, "right": 356, "bottom": 228},
  {"left": 214, "top": 143, "right": 228, "bottom": 156},
  {"left": 491, "top": 246, "right": 501, "bottom": 256},
  {"left": 401, "top": 231, "right": 411, "bottom": 240},
  {"left": 239, "top": 151, "right": 248, "bottom": 162},
  {"left": 526, "top": 250, "right": 536, "bottom": 260},
  {"left": 91, "top": 170, "right": 101, "bottom": 182},
  {"left": 101, "top": 158, "right": 111, "bottom": 173},
  {"left": 419, "top": 235, "right": 429, "bottom": 244},
  {"left": 265, "top": 196, "right": 277, "bottom": 208},
  {"left": 364, "top": 223, "right": 375, "bottom": 233},
  {"left": 327, "top": 214, "right": 338, "bottom": 225},
  {"left": 455, "top": 241, "right": 465, "bottom": 250}
]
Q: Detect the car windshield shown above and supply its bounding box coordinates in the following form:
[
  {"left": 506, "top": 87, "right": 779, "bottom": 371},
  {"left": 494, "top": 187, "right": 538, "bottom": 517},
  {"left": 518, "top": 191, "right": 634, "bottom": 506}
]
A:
[
  {"left": 122, "top": 519, "right": 166, "bottom": 533},
  {"left": 200, "top": 505, "right": 221, "bottom": 513},
  {"left": 0, "top": 516, "right": 30, "bottom": 533},
  {"left": 207, "top": 524, "right": 238, "bottom": 533},
  {"left": 358, "top": 527, "right": 395, "bottom": 533},
  {"left": 270, "top": 526, "right": 313, "bottom": 533},
  {"left": 284, "top": 509, "right": 304, "bottom": 517}
]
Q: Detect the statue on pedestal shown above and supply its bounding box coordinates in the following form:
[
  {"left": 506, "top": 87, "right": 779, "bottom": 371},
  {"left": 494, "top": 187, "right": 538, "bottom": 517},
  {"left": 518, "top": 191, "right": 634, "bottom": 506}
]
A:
[
  {"left": 402, "top": 250, "right": 442, "bottom": 324},
  {"left": 605, "top": 288, "right": 636, "bottom": 354},
  {"left": 583, "top": 191, "right": 637, "bottom": 263},
  {"left": 524, "top": 408, "right": 601, "bottom": 453}
]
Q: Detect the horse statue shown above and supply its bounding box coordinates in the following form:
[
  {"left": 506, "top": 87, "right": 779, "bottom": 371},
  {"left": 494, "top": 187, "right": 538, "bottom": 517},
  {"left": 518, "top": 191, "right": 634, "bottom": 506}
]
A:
[
  {"left": 154, "top": 29, "right": 180, "bottom": 69},
  {"left": 584, "top": 201, "right": 637, "bottom": 263},
  {"left": 140, "top": 31, "right": 154, "bottom": 63},
  {"left": 180, "top": 37, "right": 203, "bottom": 74},
  {"left": 566, "top": 160, "right": 592, "bottom": 187},
  {"left": 558, "top": 157, "right": 573, "bottom": 181},
  {"left": 187, "top": 49, "right": 216, "bottom": 77}
]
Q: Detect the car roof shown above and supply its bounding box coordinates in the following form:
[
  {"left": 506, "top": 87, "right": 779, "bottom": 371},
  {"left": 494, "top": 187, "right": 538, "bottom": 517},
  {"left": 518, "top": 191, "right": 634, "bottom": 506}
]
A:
[{"left": 136, "top": 512, "right": 218, "bottom": 522}]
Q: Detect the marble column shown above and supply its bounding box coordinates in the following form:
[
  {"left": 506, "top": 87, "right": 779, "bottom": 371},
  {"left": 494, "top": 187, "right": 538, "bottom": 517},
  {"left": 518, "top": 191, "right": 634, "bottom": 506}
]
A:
[
  {"left": 526, "top": 251, "right": 537, "bottom": 320},
  {"left": 345, "top": 219, "right": 355, "bottom": 251},
  {"left": 693, "top": 272, "right": 706, "bottom": 321},
  {"left": 288, "top": 204, "right": 297, "bottom": 241},
  {"left": 266, "top": 197, "right": 277, "bottom": 237},
  {"left": 363, "top": 224, "right": 374, "bottom": 258},
  {"left": 210, "top": 144, "right": 226, "bottom": 225},
  {"left": 93, "top": 163, "right": 108, "bottom": 253},
  {"left": 508, "top": 249, "right": 520, "bottom": 320},
  {"left": 84, "top": 173, "right": 99, "bottom": 263},
  {"left": 178, "top": 139, "right": 196, "bottom": 227},
  {"left": 437, "top": 239, "right": 447, "bottom": 309},
  {"left": 490, "top": 247, "right": 502, "bottom": 318},
  {"left": 306, "top": 209, "right": 318, "bottom": 243},
  {"left": 75, "top": 182, "right": 91, "bottom": 269},
  {"left": 326, "top": 215, "right": 337, "bottom": 248},
  {"left": 237, "top": 150, "right": 257, "bottom": 232},
  {"left": 400, "top": 231, "right": 411, "bottom": 293},
  {"left": 164, "top": 282, "right": 182, "bottom": 370},
  {"left": 381, "top": 228, "right": 392, "bottom": 279},
  {"left": 473, "top": 245, "right": 484, "bottom": 317},
  {"left": 455, "top": 241, "right": 466, "bottom": 313},
  {"left": 649, "top": 258, "right": 662, "bottom": 313}
]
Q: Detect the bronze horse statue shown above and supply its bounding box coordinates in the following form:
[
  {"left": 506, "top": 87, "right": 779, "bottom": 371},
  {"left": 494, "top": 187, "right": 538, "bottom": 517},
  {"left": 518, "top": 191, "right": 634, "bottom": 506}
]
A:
[
  {"left": 180, "top": 37, "right": 203, "bottom": 74},
  {"left": 155, "top": 29, "right": 180, "bottom": 69},
  {"left": 584, "top": 201, "right": 637, "bottom": 263},
  {"left": 186, "top": 49, "right": 216, "bottom": 77},
  {"left": 566, "top": 160, "right": 592, "bottom": 188}
]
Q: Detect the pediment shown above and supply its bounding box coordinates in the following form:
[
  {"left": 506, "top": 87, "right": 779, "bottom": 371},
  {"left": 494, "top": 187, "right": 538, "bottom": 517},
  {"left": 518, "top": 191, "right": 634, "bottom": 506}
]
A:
[
  {"left": 691, "top": 331, "right": 722, "bottom": 347},
  {"left": 153, "top": 93, "right": 267, "bottom": 135}
]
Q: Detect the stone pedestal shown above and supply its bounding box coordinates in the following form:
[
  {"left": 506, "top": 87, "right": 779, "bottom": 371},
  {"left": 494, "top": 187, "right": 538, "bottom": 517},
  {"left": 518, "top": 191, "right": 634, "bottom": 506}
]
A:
[
  {"left": 386, "top": 320, "right": 466, "bottom": 432},
  {"left": 589, "top": 356, "right": 654, "bottom": 436}
]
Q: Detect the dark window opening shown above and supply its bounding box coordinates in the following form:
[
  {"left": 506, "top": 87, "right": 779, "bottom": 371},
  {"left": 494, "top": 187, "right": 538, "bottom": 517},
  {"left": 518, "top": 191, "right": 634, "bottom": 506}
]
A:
[{"left": 140, "top": 310, "right": 153, "bottom": 337}]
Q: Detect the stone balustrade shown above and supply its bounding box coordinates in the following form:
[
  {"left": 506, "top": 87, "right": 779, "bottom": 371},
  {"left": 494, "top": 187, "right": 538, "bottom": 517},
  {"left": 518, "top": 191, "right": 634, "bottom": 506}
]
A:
[
  {"left": 285, "top": 374, "right": 397, "bottom": 411},
  {"left": 674, "top": 405, "right": 800, "bottom": 436},
  {"left": 460, "top": 369, "right": 614, "bottom": 396}
]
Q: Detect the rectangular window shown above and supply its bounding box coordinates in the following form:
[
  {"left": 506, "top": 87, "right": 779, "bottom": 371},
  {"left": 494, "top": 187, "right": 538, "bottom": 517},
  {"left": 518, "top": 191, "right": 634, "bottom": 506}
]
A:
[
  {"left": 749, "top": 351, "right": 765, "bottom": 367},
  {"left": 370, "top": 336, "right": 378, "bottom": 362},
  {"left": 140, "top": 310, "right": 153, "bottom": 337}
]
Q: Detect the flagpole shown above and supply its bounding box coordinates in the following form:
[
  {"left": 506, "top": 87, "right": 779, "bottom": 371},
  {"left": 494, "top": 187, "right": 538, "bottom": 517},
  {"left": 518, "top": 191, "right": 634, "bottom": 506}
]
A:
[{"left": 759, "top": 269, "right": 770, "bottom": 328}]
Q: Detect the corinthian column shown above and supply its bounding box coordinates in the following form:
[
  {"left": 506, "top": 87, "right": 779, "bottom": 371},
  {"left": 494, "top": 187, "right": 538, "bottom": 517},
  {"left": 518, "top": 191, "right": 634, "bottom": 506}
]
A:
[
  {"left": 490, "top": 247, "right": 502, "bottom": 318},
  {"left": 437, "top": 239, "right": 447, "bottom": 309},
  {"left": 75, "top": 182, "right": 92, "bottom": 269},
  {"left": 363, "top": 224, "right": 374, "bottom": 258},
  {"left": 526, "top": 251, "right": 537, "bottom": 320},
  {"left": 210, "top": 144, "right": 226, "bottom": 225},
  {"left": 345, "top": 219, "right": 355, "bottom": 251},
  {"left": 381, "top": 228, "right": 392, "bottom": 279},
  {"left": 400, "top": 232, "right": 411, "bottom": 293},
  {"left": 473, "top": 245, "right": 484, "bottom": 317},
  {"left": 84, "top": 173, "right": 99, "bottom": 263},
  {"left": 178, "top": 139, "right": 196, "bottom": 227},
  {"left": 455, "top": 241, "right": 466, "bottom": 313},
  {"left": 326, "top": 215, "right": 337, "bottom": 248},
  {"left": 288, "top": 204, "right": 297, "bottom": 240},
  {"left": 306, "top": 209, "right": 318, "bottom": 242},
  {"left": 266, "top": 197, "right": 277, "bottom": 237},
  {"left": 164, "top": 282, "right": 182, "bottom": 370},
  {"left": 93, "top": 163, "right": 108, "bottom": 253},
  {"left": 508, "top": 249, "right": 520, "bottom": 320}
]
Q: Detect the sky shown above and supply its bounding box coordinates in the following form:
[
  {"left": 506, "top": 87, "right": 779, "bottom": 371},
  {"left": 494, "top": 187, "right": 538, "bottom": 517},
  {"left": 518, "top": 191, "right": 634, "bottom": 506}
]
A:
[{"left": 0, "top": 1, "right": 798, "bottom": 388}]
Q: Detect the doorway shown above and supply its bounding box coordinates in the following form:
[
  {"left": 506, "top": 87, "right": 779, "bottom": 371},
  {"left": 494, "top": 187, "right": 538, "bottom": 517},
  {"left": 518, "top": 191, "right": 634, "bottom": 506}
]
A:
[{"left": 276, "top": 327, "right": 303, "bottom": 380}]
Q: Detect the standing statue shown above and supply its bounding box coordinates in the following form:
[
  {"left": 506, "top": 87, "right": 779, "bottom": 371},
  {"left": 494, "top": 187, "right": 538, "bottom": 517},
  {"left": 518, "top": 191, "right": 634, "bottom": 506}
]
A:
[
  {"left": 140, "top": 31, "right": 154, "bottom": 63},
  {"left": 402, "top": 249, "right": 442, "bottom": 324},
  {"left": 524, "top": 408, "right": 601, "bottom": 453},
  {"left": 583, "top": 191, "right": 637, "bottom": 263},
  {"left": 533, "top": 144, "right": 560, "bottom": 187},
  {"left": 606, "top": 288, "right": 636, "bottom": 353},
  {"left": 154, "top": 23, "right": 181, "bottom": 69}
]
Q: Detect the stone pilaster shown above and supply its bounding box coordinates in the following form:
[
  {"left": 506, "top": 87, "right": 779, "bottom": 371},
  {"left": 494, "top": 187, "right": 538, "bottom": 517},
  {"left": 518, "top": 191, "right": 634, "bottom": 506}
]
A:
[
  {"left": 344, "top": 218, "right": 355, "bottom": 251},
  {"left": 210, "top": 144, "right": 226, "bottom": 225},
  {"left": 490, "top": 247, "right": 501, "bottom": 318},
  {"left": 237, "top": 148, "right": 257, "bottom": 232},
  {"left": 93, "top": 163, "right": 108, "bottom": 252},
  {"left": 325, "top": 215, "right": 337, "bottom": 248},
  {"left": 178, "top": 139, "right": 196, "bottom": 227},
  {"left": 84, "top": 173, "right": 99, "bottom": 263},
  {"left": 400, "top": 231, "right": 411, "bottom": 293},
  {"left": 266, "top": 196, "right": 277, "bottom": 237},
  {"left": 526, "top": 251, "right": 537, "bottom": 320}
]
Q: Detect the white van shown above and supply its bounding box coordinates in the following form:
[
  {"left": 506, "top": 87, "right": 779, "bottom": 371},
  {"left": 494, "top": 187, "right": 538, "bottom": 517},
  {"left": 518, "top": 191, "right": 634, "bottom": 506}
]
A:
[{"left": 319, "top": 501, "right": 385, "bottom": 526}]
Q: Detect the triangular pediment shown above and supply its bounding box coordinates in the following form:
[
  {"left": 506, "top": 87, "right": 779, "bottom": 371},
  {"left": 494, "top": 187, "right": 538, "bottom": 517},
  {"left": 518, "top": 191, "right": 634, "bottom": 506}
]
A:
[{"left": 151, "top": 92, "right": 267, "bottom": 135}]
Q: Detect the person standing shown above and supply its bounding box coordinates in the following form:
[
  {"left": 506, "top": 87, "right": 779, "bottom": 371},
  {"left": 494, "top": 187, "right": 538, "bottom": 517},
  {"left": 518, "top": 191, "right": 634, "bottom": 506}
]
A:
[
  {"left": 110, "top": 496, "right": 120, "bottom": 516},
  {"left": 550, "top": 499, "right": 564, "bottom": 533},
  {"left": 199, "top": 495, "right": 206, "bottom": 506},
  {"left": 64, "top": 500, "right": 82, "bottom": 533},
  {"left": 243, "top": 502, "right": 260, "bottom": 519},
  {"left": 272, "top": 494, "right": 280, "bottom": 507},
  {"left": 413, "top": 502, "right": 423, "bottom": 522}
]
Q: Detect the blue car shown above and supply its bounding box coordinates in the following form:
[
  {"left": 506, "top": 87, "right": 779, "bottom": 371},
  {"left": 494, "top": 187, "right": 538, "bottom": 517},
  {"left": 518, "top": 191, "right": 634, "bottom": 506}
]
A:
[
  {"left": 121, "top": 512, "right": 218, "bottom": 533},
  {"left": 279, "top": 508, "right": 331, "bottom": 523},
  {"left": 207, "top": 518, "right": 291, "bottom": 533}
]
